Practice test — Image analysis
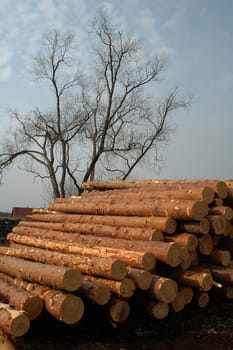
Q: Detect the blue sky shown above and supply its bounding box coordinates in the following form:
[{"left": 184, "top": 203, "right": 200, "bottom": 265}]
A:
[{"left": 0, "top": 0, "right": 233, "bottom": 212}]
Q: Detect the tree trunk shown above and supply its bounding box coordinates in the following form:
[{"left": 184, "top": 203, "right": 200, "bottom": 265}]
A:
[
  {"left": 165, "top": 233, "right": 198, "bottom": 252},
  {"left": 80, "top": 280, "right": 111, "bottom": 306},
  {"left": 0, "top": 254, "right": 82, "bottom": 292},
  {"left": 147, "top": 275, "right": 178, "bottom": 303},
  {"left": 0, "top": 245, "right": 127, "bottom": 281},
  {"left": 171, "top": 290, "right": 186, "bottom": 313},
  {"left": 177, "top": 218, "right": 210, "bottom": 234},
  {"left": 48, "top": 199, "right": 208, "bottom": 221},
  {"left": 201, "top": 248, "right": 231, "bottom": 267},
  {"left": 7, "top": 233, "right": 156, "bottom": 271},
  {"left": 127, "top": 267, "right": 152, "bottom": 290},
  {"left": 207, "top": 215, "right": 227, "bottom": 235},
  {"left": 171, "top": 269, "right": 213, "bottom": 291},
  {"left": 0, "top": 303, "right": 30, "bottom": 337},
  {"left": 198, "top": 234, "right": 213, "bottom": 255},
  {"left": 108, "top": 298, "right": 130, "bottom": 324}
]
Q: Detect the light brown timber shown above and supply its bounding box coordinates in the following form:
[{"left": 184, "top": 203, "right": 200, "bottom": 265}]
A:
[
  {"left": 80, "top": 280, "right": 110, "bottom": 306},
  {"left": 207, "top": 215, "right": 227, "bottom": 235},
  {"left": 0, "top": 328, "right": 15, "bottom": 350},
  {"left": 108, "top": 299, "right": 130, "bottom": 324},
  {"left": 148, "top": 275, "right": 178, "bottom": 303},
  {"left": 198, "top": 234, "right": 213, "bottom": 255},
  {"left": 0, "top": 254, "right": 82, "bottom": 292},
  {"left": 0, "top": 245, "right": 127, "bottom": 281},
  {"left": 177, "top": 218, "right": 210, "bottom": 234},
  {"left": 201, "top": 248, "right": 231, "bottom": 267},
  {"left": 208, "top": 206, "right": 233, "bottom": 221},
  {"left": 165, "top": 233, "right": 198, "bottom": 252},
  {"left": 127, "top": 267, "right": 152, "bottom": 290},
  {"left": 171, "top": 290, "right": 186, "bottom": 313},
  {"left": 170, "top": 269, "right": 214, "bottom": 291},
  {"left": 0, "top": 303, "right": 30, "bottom": 337}
]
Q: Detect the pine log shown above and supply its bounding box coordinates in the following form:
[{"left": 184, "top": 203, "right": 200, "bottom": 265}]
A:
[
  {"left": 165, "top": 233, "right": 198, "bottom": 252},
  {"left": 177, "top": 218, "right": 210, "bottom": 234},
  {"left": 27, "top": 213, "right": 177, "bottom": 234},
  {"left": 11, "top": 227, "right": 181, "bottom": 267},
  {"left": 79, "top": 186, "right": 215, "bottom": 204},
  {"left": 0, "top": 328, "right": 15, "bottom": 350},
  {"left": 0, "top": 245, "right": 126, "bottom": 281},
  {"left": 81, "top": 179, "right": 228, "bottom": 199},
  {"left": 83, "top": 276, "right": 136, "bottom": 298},
  {"left": 80, "top": 280, "right": 110, "bottom": 306},
  {"left": 48, "top": 199, "right": 208, "bottom": 221},
  {"left": 198, "top": 234, "right": 213, "bottom": 255},
  {"left": 7, "top": 233, "right": 156, "bottom": 271},
  {"left": 208, "top": 206, "right": 233, "bottom": 221},
  {"left": 0, "top": 254, "right": 82, "bottom": 292},
  {"left": 202, "top": 264, "right": 233, "bottom": 285},
  {"left": 201, "top": 248, "right": 231, "bottom": 267},
  {"left": 108, "top": 299, "right": 130, "bottom": 324},
  {"left": 148, "top": 275, "right": 178, "bottom": 303},
  {"left": 127, "top": 267, "right": 152, "bottom": 290},
  {"left": 0, "top": 273, "right": 84, "bottom": 325},
  {"left": 223, "top": 221, "right": 233, "bottom": 237},
  {"left": 0, "top": 279, "right": 43, "bottom": 320},
  {"left": 171, "top": 290, "right": 186, "bottom": 313},
  {"left": 194, "top": 291, "right": 210, "bottom": 308},
  {"left": 170, "top": 269, "right": 214, "bottom": 291},
  {"left": 0, "top": 303, "right": 30, "bottom": 337},
  {"left": 180, "top": 248, "right": 192, "bottom": 270},
  {"left": 207, "top": 215, "right": 227, "bottom": 235}
]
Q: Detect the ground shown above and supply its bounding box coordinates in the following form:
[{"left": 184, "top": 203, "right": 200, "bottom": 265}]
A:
[{"left": 13, "top": 296, "right": 233, "bottom": 350}]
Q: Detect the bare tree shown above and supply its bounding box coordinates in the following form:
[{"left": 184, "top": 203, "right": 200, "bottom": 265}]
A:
[{"left": 0, "top": 9, "right": 189, "bottom": 199}]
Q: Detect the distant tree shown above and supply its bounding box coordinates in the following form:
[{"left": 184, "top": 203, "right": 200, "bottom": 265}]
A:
[{"left": 0, "top": 9, "right": 190, "bottom": 199}]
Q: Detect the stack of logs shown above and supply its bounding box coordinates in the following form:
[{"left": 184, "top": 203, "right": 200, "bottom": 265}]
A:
[{"left": 2, "top": 179, "right": 233, "bottom": 347}]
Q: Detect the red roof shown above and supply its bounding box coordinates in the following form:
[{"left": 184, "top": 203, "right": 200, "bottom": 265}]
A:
[{"left": 11, "top": 207, "right": 34, "bottom": 218}]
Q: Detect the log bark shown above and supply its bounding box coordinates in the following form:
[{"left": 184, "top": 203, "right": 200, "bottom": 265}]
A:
[
  {"left": 11, "top": 227, "right": 181, "bottom": 267},
  {"left": 127, "top": 267, "right": 152, "bottom": 290},
  {"left": 0, "top": 303, "right": 30, "bottom": 337},
  {"left": 201, "top": 248, "right": 231, "bottom": 267},
  {"left": 148, "top": 275, "right": 178, "bottom": 303},
  {"left": 80, "top": 280, "right": 110, "bottom": 306},
  {"left": 0, "top": 278, "right": 43, "bottom": 320},
  {"left": 83, "top": 276, "right": 136, "bottom": 298},
  {"left": 177, "top": 218, "right": 210, "bottom": 234},
  {"left": 165, "top": 233, "right": 198, "bottom": 252},
  {"left": 0, "top": 273, "right": 84, "bottom": 325},
  {"left": 0, "top": 245, "right": 126, "bottom": 281},
  {"left": 202, "top": 264, "right": 233, "bottom": 285},
  {"left": 7, "top": 233, "right": 156, "bottom": 271},
  {"left": 0, "top": 328, "right": 15, "bottom": 350},
  {"left": 27, "top": 213, "right": 177, "bottom": 234},
  {"left": 108, "top": 299, "right": 130, "bottom": 324},
  {"left": 0, "top": 254, "right": 82, "bottom": 292},
  {"left": 48, "top": 199, "right": 208, "bottom": 221}
]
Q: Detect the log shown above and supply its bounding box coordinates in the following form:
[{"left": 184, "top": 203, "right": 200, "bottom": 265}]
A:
[
  {"left": 80, "top": 280, "right": 110, "bottom": 306},
  {"left": 202, "top": 264, "right": 233, "bottom": 285},
  {"left": 127, "top": 267, "right": 152, "bottom": 290},
  {"left": 0, "top": 245, "right": 126, "bottom": 281},
  {"left": 165, "top": 233, "right": 198, "bottom": 252},
  {"left": 208, "top": 206, "right": 233, "bottom": 221},
  {"left": 0, "top": 278, "right": 43, "bottom": 320},
  {"left": 207, "top": 215, "right": 227, "bottom": 235},
  {"left": 179, "top": 286, "right": 193, "bottom": 304},
  {"left": 171, "top": 269, "right": 213, "bottom": 291},
  {"left": 80, "top": 186, "right": 215, "bottom": 204},
  {"left": 27, "top": 214, "right": 177, "bottom": 234},
  {"left": 145, "top": 301, "right": 169, "bottom": 320},
  {"left": 108, "top": 299, "right": 130, "bottom": 324},
  {"left": 171, "top": 290, "right": 186, "bottom": 313},
  {"left": 0, "top": 303, "right": 30, "bottom": 337},
  {"left": 201, "top": 248, "right": 231, "bottom": 267},
  {"left": 48, "top": 199, "right": 208, "bottom": 221},
  {"left": 83, "top": 276, "right": 136, "bottom": 298},
  {"left": 7, "top": 233, "right": 156, "bottom": 271},
  {"left": 11, "top": 227, "right": 182, "bottom": 267},
  {"left": 81, "top": 179, "right": 228, "bottom": 199},
  {"left": 194, "top": 291, "right": 210, "bottom": 308},
  {"left": 0, "top": 254, "right": 82, "bottom": 292},
  {"left": 0, "top": 273, "right": 84, "bottom": 325},
  {"left": 148, "top": 275, "right": 178, "bottom": 303},
  {"left": 177, "top": 218, "right": 210, "bottom": 234},
  {"left": 198, "top": 234, "right": 213, "bottom": 255}
]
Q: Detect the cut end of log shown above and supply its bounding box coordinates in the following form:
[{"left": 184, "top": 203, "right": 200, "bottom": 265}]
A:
[
  {"left": 111, "top": 260, "right": 127, "bottom": 281},
  {"left": 151, "top": 230, "right": 164, "bottom": 242},
  {"left": 10, "top": 312, "right": 30, "bottom": 337},
  {"left": 63, "top": 269, "right": 83, "bottom": 292},
  {"left": 109, "top": 300, "right": 130, "bottom": 324},
  {"left": 191, "top": 201, "right": 208, "bottom": 220},
  {"left": 142, "top": 252, "right": 156, "bottom": 271},
  {"left": 165, "top": 218, "right": 177, "bottom": 234},
  {"left": 220, "top": 251, "right": 231, "bottom": 267},
  {"left": 200, "top": 218, "right": 210, "bottom": 234},
  {"left": 60, "top": 295, "right": 85, "bottom": 325},
  {"left": 171, "top": 291, "right": 186, "bottom": 313},
  {"left": 202, "top": 187, "right": 215, "bottom": 204},
  {"left": 134, "top": 270, "right": 152, "bottom": 290},
  {"left": 92, "top": 285, "right": 111, "bottom": 306},
  {"left": 198, "top": 235, "right": 213, "bottom": 255},
  {"left": 217, "top": 181, "right": 228, "bottom": 199},
  {"left": 120, "top": 278, "right": 136, "bottom": 298},
  {"left": 180, "top": 286, "right": 193, "bottom": 304},
  {"left": 23, "top": 295, "right": 44, "bottom": 321},
  {"left": 202, "top": 273, "right": 214, "bottom": 292},
  {"left": 197, "top": 292, "right": 210, "bottom": 308},
  {"left": 151, "top": 302, "right": 169, "bottom": 320},
  {"left": 167, "top": 243, "right": 182, "bottom": 267},
  {"left": 152, "top": 277, "right": 178, "bottom": 303}
]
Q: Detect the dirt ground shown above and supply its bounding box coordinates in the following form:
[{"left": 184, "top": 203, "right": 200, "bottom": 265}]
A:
[{"left": 13, "top": 295, "right": 233, "bottom": 350}]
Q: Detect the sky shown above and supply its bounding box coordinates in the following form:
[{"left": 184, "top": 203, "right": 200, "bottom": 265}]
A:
[{"left": 0, "top": 0, "right": 233, "bottom": 212}]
